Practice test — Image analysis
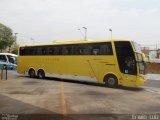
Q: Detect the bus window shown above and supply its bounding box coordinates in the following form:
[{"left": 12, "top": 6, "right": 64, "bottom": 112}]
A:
[
  {"left": 48, "top": 47, "right": 54, "bottom": 55},
  {"left": 51, "top": 46, "right": 59, "bottom": 55},
  {"left": 62, "top": 45, "right": 73, "bottom": 55},
  {"left": 92, "top": 44, "right": 100, "bottom": 55},
  {"left": 29, "top": 47, "right": 37, "bottom": 55},
  {"left": 37, "top": 47, "right": 42, "bottom": 55},
  {"left": 37, "top": 47, "right": 47, "bottom": 55},
  {"left": 62, "top": 46, "right": 68, "bottom": 55},
  {"left": 92, "top": 49, "right": 100, "bottom": 55},
  {"left": 73, "top": 44, "right": 83, "bottom": 55},
  {"left": 20, "top": 47, "right": 37, "bottom": 55},
  {"left": 20, "top": 47, "right": 25, "bottom": 56},
  {"left": 91, "top": 42, "right": 113, "bottom": 55},
  {"left": 100, "top": 43, "right": 113, "bottom": 55},
  {"left": 83, "top": 44, "right": 92, "bottom": 55},
  {"left": 42, "top": 47, "right": 47, "bottom": 55}
]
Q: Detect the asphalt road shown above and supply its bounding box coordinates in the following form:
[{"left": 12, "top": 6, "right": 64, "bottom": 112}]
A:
[
  {"left": 0, "top": 70, "right": 160, "bottom": 120},
  {"left": 144, "top": 79, "right": 160, "bottom": 88}
]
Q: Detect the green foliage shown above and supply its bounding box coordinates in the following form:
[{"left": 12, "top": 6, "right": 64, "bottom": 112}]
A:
[
  {"left": 11, "top": 49, "right": 18, "bottom": 55},
  {"left": 0, "top": 23, "right": 15, "bottom": 52}
]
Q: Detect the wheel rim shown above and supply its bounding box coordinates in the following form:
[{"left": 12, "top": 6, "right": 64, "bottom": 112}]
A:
[
  {"left": 107, "top": 78, "right": 115, "bottom": 86},
  {"left": 39, "top": 73, "right": 43, "bottom": 78},
  {"left": 30, "top": 71, "right": 35, "bottom": 77},
  {"left": 38, "top": 71, "right": 44, "bottom": 79}
]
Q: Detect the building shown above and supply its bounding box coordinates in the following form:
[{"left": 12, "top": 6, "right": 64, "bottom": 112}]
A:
[{"left": 141, "top": 47, "right": 160, "bottom": 59}]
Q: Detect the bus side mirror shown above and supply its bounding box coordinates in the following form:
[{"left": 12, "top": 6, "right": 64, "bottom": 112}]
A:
[{"left": 142, "top": 53, "right": 145, "bottom": 62}]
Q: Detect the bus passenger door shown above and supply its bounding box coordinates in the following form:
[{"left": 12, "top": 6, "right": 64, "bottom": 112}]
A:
[{"left": 114, "top": 41, "right": 137, "bottom": 86}]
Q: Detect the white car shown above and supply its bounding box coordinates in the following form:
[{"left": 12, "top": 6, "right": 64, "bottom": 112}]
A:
[{"left": 0, "top": 53, "right": 17, "bottom": 70}]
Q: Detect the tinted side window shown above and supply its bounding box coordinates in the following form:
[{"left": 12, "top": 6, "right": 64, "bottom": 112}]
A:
[
  {"left": 48, "top": 47, "right": 54, "bottom": 55},
  {"left": 91, "top": 42, "right": 113, "bottom": 55},
  {"left": 47, "top": 46, "right": 61, "bottom": 55},
  {"left": 73, "top": 44, "right": 84, "bottom": 55},
  {"left": 0, "top": 55, "right": 7, "bottom": 62},
  {"left": 20, "top": 47, "right": 25, "bottom": 55},
  {"left": 100, "top": 43, "right": 113, "bottom": 55},
  {"left": 42, "top": 47, "right": 47, "bottom": 55},
  {"left": 83, "top": 44, "right": 92, "bottom": 55},
  {"left": 62, "top": 45, "right": 73, "bottom": 55},
  {"left": 28, "top": 47, "right": 37, "bottom": 55},
  {"left": 73, "top": 44, "right": 92, "bottom": 55},
  {"left": 73, "top": 42, "right": 113, "bottom": 55},
  {"left": 20, "top": 47, "right": 37, "bottom": 55},
  {"left": 37, "top": 47, "right": 42, "bottom": 55},
  {"left": 54, "top": 46, "right": 60, "bottom": 55},
  {"left": 91, "top": 44, "right": 100, "bottom": 55},
  {"left": 19, "top": 42, "right": 113, "bottom": 56}
]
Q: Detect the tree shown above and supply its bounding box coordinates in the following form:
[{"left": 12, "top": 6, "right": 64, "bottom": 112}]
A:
[{"left": 0, "top": 23, "right": 15, "bottom": 52}]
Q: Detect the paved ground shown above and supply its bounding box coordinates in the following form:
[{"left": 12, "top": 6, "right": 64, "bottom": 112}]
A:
[
  {"left": 0, "top": 71, "right": 160, "bottom": 120},
  {"left": 147, "top": 74, "right": 160, "bottom": 81}
]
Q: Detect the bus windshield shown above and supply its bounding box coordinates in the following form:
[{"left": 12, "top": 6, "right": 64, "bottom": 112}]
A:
[
  {"left": 132, "top": 42, "right": 145, "bottom": 74},
  {"left": 136, "top": 53, "right": 145, "bottom": 74},
  {"left": 132, "top": 42, "right": 141, "bottom": 53}
]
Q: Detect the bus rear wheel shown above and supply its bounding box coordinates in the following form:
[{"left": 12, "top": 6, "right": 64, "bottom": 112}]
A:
[
  {"left": 37, "top": 70, "right": 45, "bottom": 79},
  {"left": 104, "top": 75, "right": 118, "bottom": 88},
  {"left": 29, "top": 69, "right": 35, "bottom": 78}
]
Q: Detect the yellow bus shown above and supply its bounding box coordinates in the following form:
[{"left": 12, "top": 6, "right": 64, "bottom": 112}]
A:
[{"left": 17, "top": 39, "right": 146, "bottom": 87}]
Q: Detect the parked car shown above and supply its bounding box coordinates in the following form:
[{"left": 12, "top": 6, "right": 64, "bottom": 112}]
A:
[{"left": 0, "top": 53, "right": 17, "bottom": 70}]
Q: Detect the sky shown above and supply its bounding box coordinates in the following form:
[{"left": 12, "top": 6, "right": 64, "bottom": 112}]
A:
[{"left": 0, "top": 0, "right": 160, "bottom": 48}]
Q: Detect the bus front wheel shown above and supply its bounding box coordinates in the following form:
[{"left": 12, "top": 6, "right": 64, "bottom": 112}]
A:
[
  {"left": 29, "top": 69, "right": 35, "bottom": 78},
  {"left": 104, "top": 74, "right": 118, "bottom": 88},
  {"left": 37, "top": 70, "right": 45, "bottom": 79}
]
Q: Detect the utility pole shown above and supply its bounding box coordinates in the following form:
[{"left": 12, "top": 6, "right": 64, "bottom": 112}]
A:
[
  {"left": 14, "top": 33, "right": 18, "bottom": 44},
  {"left": 13, "top": 33, "right": 18, "bottom": 49},
  {"left": 82, "top": 27, "right": 87, "bottom": 40},
  {"left": 109, "top": 28, "right": 112, "bottom": 39}
]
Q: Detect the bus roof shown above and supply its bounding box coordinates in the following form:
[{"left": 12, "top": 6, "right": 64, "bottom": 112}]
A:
[
  {"left": 0, "top": 53, "right": 18, "bottom": 57},
  {"left": 19, "top": 39, "right": 132, "bottom": 47}
]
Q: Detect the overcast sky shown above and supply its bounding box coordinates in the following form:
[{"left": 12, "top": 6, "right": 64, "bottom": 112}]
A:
[{"left": 0, "top": 0, "right": 160, "bottom": 47}]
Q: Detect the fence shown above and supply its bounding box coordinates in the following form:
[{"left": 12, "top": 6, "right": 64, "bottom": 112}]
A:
[{"left": 146, "top": 62, "right": 160, "bottom": 74}]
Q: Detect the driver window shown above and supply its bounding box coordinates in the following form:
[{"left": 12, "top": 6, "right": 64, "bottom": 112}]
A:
[{"left": 0, "top": 55, "right": 7, "bottom": 62}]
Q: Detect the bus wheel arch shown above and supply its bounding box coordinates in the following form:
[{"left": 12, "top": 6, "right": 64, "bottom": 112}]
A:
[
  {"left": 28, "top": 68, "right": 36, "bottom": 78},
  {"left": 37, "top": 69, "right": 45, "bottom": 79},
  {"left": 103, "top": 73, "right": 118, "bottom": 88}
]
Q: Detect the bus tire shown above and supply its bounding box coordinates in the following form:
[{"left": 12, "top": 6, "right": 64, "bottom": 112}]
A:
[
  {"left": 37, "top": 70, "right": 45, "bottom": 79},
  {"left": 104, "top": 74, "right": 118, "bottom": 88},
  {"left": 29, "top": 69, "right": 35, "bottom": 78}
]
